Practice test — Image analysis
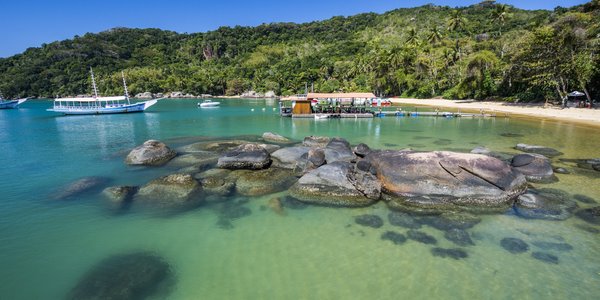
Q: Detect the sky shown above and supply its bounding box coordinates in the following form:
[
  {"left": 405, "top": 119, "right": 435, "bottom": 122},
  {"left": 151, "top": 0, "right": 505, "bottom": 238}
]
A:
[{"left": 0, "top": 0, "right": 590, "bottom": 58}]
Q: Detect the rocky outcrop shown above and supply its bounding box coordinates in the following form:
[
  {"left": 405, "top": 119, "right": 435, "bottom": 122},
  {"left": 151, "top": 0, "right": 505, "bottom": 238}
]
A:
[
  {"left": 271, "top": 146, "right": 310, "bottom": 169},
  {"left": 515, "top": 143, "right": 563, "bottom": 157},
  {"left": 289, "top": 161, "right": 379, "bottom": 207},
  {"left": 511, "top": 153, "right": 557, "bottom": 183},
  {"left": 125, "top": 140, "right": 176, "bottom": 166},
  {"left": 262, "top": 132, "right": 291, "bottom": 144},
  {"left": 134, "top": 173, "right": 202, "bottom": 209},
  {"left": 135, "top": 92, "right": 154, "bottom": 99},
  {"left": 365, "top": 150, "right": 527, "bottom": 213},
  {"left": 217, "top": 144, "right": 271, "bottom": 170},
  {"left": 324, "top": 137, "right": 355, "bottom": 163},
  {"left": 514, "top": 188, "right": 578, "bottom": 220},
  {"left": 241, "top": 90, "right": 264, "bottom": 98},
  {"left": 264, "top": 91, "right": 277, "bottom": 98},
  {"left": 302, "top": 136, "right": 330, "bottom": 148}
]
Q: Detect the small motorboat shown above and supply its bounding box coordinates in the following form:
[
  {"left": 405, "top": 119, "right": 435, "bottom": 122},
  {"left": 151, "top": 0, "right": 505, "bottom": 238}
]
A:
[
  {"left": 0, "top": 90, "right": 28, "bottom": 109},
  {"left": 314, "top": 114, "right": 329, "bottom": 120},
  {"left": 198, "top": 100, "right": 220, "bottom": 107}
]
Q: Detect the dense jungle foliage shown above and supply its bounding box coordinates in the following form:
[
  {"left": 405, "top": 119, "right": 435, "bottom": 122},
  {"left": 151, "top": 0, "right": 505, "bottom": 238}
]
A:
[{"left": 1, "top": 0, "right": 599, "bottom": 103}]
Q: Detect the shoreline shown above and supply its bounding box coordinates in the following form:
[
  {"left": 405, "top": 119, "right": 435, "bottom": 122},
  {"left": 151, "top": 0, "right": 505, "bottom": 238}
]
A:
[{"left": 390, "top": 98, "right": 600, "bottom": 128}]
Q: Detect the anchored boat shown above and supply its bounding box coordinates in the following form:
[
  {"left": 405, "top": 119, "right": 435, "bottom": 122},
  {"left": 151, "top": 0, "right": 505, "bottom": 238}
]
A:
[
  {"left": 0, "top": 91, "right": 28, "bottom": 109},
  {"left": 47, "top": 68, "right": 160, "bottom": 115},
  {"left": 198, "top": 100, "right": 220, "bottom": 107}
]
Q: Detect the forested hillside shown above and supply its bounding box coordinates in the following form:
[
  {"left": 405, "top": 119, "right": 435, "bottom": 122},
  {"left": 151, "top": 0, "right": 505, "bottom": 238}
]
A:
[{"left": 1, "top": 0, "right": 598, "bottom": 102}]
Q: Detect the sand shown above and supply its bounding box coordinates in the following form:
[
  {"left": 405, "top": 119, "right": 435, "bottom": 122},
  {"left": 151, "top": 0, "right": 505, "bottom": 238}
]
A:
[{"left": 390, "top": 98, "right": 600, "bottom": 127}]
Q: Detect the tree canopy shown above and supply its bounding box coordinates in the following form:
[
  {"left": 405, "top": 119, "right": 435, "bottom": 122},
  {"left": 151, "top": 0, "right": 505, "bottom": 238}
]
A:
[{"left": 1, "top": 1, "right": 598, "bottom": 103}]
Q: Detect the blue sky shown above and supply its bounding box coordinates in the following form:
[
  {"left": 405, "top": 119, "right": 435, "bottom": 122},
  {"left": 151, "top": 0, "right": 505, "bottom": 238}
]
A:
[{"left": 0, "top": 0, "right": 589, "bottom": 58}]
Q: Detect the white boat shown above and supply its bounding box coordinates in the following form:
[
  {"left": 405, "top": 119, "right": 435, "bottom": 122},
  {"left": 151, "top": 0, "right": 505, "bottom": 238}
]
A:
[
  {"left": 314, "top": 114, "right": 329, "bottom": 120},
  {"left": 198, "top": 100, "right": 220, "bottom": 107},
  {"left": 47, "top": 68, "right": 160, "bottom": 115},
  {"left": 0, "top": 91, "right": 27, "bottom": 109}
]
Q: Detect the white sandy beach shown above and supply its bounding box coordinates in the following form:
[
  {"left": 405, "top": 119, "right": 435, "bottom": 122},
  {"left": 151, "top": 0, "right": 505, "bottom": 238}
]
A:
[{"left": 390, "top": 98, "right": 600, "bottom": 127}]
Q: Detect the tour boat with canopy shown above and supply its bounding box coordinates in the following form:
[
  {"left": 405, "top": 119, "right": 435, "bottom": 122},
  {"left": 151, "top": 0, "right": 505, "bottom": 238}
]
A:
[{"left": 47, "top": 68, "right": 161, "bottom": 115}]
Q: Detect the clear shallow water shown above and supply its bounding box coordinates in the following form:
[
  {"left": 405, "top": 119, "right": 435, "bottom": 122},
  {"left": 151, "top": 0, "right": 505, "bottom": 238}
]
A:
[{"left": 0, "top": 99, "right": 599, "bottom": 299}]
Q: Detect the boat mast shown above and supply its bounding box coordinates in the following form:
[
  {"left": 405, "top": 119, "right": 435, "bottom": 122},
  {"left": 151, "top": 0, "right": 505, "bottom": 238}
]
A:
[{"left": 121, "top": 71, "right": 130, "bottom": 104}]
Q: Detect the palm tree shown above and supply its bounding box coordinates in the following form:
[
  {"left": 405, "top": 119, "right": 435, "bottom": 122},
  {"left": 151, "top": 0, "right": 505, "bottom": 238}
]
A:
[
  {"left": 405, "top": 28, "right": 420, "bottom": 47},
  {"left": 491, "top": 4, "right": 509, "bottom": 37},
  {"left": 427, "top": 27, "right": 443, "bottom": 45},
  {"left": 447, "top": 10, "right": 467, "bottom": 33}
]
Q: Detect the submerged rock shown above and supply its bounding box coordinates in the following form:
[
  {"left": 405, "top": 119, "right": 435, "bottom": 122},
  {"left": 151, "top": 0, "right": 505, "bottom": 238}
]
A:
[
  {"left": 54, "top": 176, "right": 111, "bottom": 200},
  {"left": 324, "top": 137, "right": 356, "bottom": 163},
  {"left": 271, "top": 146, "right": 310, "bottom": 169},
  {"left": 268, "top": 197, "right": 286, "bottom": 216},
  {"left": 388, "top": 211, "right": 421, "bottom": 229},
  {"left": 573, "top": 194, "right": 597, "bottom": 204},
  {"left": 354, "top": 214, "right": 384, "bottom": 228},
  {"left": 500, "top": 133, "right": 524, "bottom": 138},
  {"left": 553, "top": 167, "right": 570, "bottom": 174},
  {"left": 431, "top": 247, "right": 468, "bottom": 260},
  {"left": 102, "top": 186, "right": 138, "bottom": 209},
  {"left": 574, "top": 206, "right": 600, "bottom": 225},
  {"left": 302, "top": 136, "right": 331, "bottom": 148},
  {"left": 514, "top": 188, "right": 578, "bottom": 221},
  {"left": 407, "top": 230, "right": 437, "bottom": 244},
  {"left": 280, "top": 195, "right": 309, "bottom": 210},
  {"left": 381, "top": 231, "right": 407, "bottom": 245},
  {"left": 444, "top": 228, "right": 475, "bottom": 246},
  {"left": 217, "top": 144, "right": 271, "bottom": 170},
  {"left": 179, "top": 139, "right": 253, "bottom": 154},
  {"left": 511, "top": 154, "right": 557, "bottom": 183},
  {"left": 166, "top": 152, "right": 219, "bottom": 169},
  {"left": 135, "top": 173, "right": 202, "bottom": 210},
  {"left": 531, "top": 252, "right": 559, "bottom": 264},
  {"left": 262, "top": 132, "right": 292, "bottom": 144},
  {"left": 125, "top": 140, "right": 176, "bottom": 166},
  {"left": 500, "top": 237, "right": 529, "bottom": 254},
  {"left": 68, "top": 252, "right": 172, "bottom": 300},
  {"left": 470, "top": 146, "right": 491, "bottom": 155},
  {"left": 233, "top": 168, "right": 297, "bottom": 196},
  {"left": 289, "top": 162, "right": 377, "bottom": 207},
  {"left": 515, "top": 143, "right": 563, "bottom": 157},
  {"left": 418, "top": 212, "right": 482, "bottom": 231},
  {"left": 366, "top": 151, "right": 527, "bottom": 213},
  {"left": 200, "top": 176, "right": 235, "bottom": 197},
  {"left": 531, "top": 241, "right": 573, "bottom": 252}
]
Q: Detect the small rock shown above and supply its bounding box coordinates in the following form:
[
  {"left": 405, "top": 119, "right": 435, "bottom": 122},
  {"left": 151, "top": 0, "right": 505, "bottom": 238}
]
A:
[
  {"left": 515, "top": 188, "right": 577, "bottom": 220},
  {"left": 531, "top": 252, "right": 559, "bottom": 264},
  {"left": 431, "top": 247, "right": 468, "bottom": 260},
  {"left": 531, "top": 241, "right": 573, "bottom": 252},
  {"left": 54, "top": 176, "right": 111, "bottom": 200},
  {"left": 102, "top": 186, "right": 138, "bottom": 208},
  {"left": 500, "top": 237, "right": 529, "bottom": 254},
  {"left": 381, "top": 231, "right": 407, "bottom": 245},
  {"left": 217, "top": 144, "right": 271, "bottom": 170},
  {"left": 444, "top": 228, "right": 475, "bottom": 246},
  {"left": 574, "top": 206, "right": 600, "bottom": 225},
  {"left": 388, "top": 211, "right": 421, "bottom": 229},
  {"left": 302, "top": 136, "right": 331, "bottom": 148},
  {"left": 553, "top": 167, "right": 570, "bottom": 174},
  {"left": 354, "top": 143, "right": 372, "bottom": 157},
  {"left": 511, "top": 153, "right": 557, "bottom": 183},
  {"left": 470, "top": 146, "right": 491, "bottom": 155},
  {"left": 268, "top": 197, "right": 286, "bottom": 216},
  {"left": 515, "top": 143, "right": 563, "bottom": 157},
  {"left": 407, "top": 230, "right": 437, "bottom": 244},
  {"left": 262, "top": 132, "right": 291, "bottom": 144},
  {"left": 354, "top": 214, "right": 384, "bottom": 228}
]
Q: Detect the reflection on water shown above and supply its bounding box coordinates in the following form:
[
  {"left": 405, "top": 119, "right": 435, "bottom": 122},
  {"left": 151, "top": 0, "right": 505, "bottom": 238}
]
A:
[{"left": 0, "top": 99, "right": 599, "bottom": 299}]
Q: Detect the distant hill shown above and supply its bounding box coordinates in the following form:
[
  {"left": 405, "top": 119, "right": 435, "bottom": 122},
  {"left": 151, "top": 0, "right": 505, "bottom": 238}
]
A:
[{"left": 1, "top": 0, "right": 598, "bottom": 102}]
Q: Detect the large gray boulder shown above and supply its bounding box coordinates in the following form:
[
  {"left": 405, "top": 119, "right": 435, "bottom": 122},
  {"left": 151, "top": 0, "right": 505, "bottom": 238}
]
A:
[
  {"left": 125, "top": 140, "right": 176, "bottom": 166},
  {"left": 271, "top": 146, "right": 310, "bottom": 169},
  {"left": 302, "top": 136, "right": 331, "bottom": 148},
  {"left": 289, "top": 161, "right": 379, "bottom": 207},
  {"left": 134, "top": 173, "right": 202, "bottom": 209},
  {"left": 324, "top": 137, "right": 355, "bottom": 163},
  {"left": 262, "top": 132, "right": 291, "bottom": 144},
  {"left": 515, "top": 143, "right": 563, "bottom": 157},
  {"left": 217, "top": 144, "right": 271, "bottom": 170},
  {"left": 365, "top": 151, "right": 528, "bottom": 212},
  {"left": 511, "top": 153, "right": 556, "bottom": 183}
]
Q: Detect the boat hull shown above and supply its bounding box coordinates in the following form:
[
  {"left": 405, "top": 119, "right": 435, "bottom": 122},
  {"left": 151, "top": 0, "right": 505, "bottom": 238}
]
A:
[
  {"left": 47, "top": 100, "right": 158, "bottom": 115},
  {"left": 0, "top": 98, "right": 27, "bottom": 109}
]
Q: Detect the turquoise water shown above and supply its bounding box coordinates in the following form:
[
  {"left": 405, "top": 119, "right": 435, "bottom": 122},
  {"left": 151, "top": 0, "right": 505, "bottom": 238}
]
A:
[{"left": 1, "top": 99, "right": 599, "bottom": 299}]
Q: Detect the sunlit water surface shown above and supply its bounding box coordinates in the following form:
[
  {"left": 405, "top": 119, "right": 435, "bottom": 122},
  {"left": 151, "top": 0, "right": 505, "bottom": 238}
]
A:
[{"left": 0, "top": 99, "right": 599, "bottom": 299}]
